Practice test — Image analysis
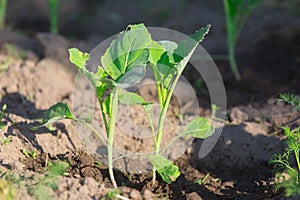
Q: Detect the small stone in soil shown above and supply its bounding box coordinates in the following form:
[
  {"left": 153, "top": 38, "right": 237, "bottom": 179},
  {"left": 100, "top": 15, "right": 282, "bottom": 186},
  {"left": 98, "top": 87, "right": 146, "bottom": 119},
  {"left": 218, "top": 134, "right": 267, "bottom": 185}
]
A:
[{"left": 187, "top": 192, "right": 203, "bottom": 200}]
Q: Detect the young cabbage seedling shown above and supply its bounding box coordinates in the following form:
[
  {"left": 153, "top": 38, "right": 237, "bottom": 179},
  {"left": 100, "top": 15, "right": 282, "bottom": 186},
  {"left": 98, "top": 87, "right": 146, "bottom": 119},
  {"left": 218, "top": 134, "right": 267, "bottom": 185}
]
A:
[
  {"left": 35, "top": 23, "right": 214, "bottom": 187},
  {"left": 35, "top": 24, "right": 152, "bottom": 188},
  {"left": 146, "top": 26, "right": 214, "bottom": 183},
  {"left": 223, "top": 0, "right": 261, "bottom": 80},
  {"left": 117, "top": 24, "right": 214, "bottom": 183}
]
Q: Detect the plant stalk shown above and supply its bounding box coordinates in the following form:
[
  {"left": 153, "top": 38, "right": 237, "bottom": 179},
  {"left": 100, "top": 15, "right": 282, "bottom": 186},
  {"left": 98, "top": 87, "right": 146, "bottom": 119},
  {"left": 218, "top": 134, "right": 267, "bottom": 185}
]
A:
[
  {"left": 228, "top": 43, "right": 241, "bottom": 81},
  {"left": 77, "top": 119, "right": 107, "bottom": 146},
  {"left": 0, "top": 0, "right": 7, "bottom": 29},
  {"left": 107, "top": 88, "right": 120, "bottom": 188},
  {"left": 152, "top": 72, "right": 182, "bottom": 183},
  {"left": 49, "top": 0, "right": 59, "bottom": 34},
  {"left": 294, "top": 149, "right": 300, "bottom": 182},
  {"left": 223, "top": 0, "right": 241, "bottom": 81}
]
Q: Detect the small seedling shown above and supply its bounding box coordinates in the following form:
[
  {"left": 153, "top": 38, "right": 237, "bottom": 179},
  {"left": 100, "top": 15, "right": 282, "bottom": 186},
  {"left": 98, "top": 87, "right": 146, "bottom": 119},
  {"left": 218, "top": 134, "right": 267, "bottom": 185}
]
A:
[
  {"left": 278, "top": 93, "right": 300, "bottom": 112},
  {"left": 93, "top": 160, "right": 102, "bottom": 167},
  {"left": 269, "top": 127, "right": 300, "bottom": 197},
  {"left": 194, "top": 172, "right": 210, "bottom": 185},
  {"left": 3, "top": 44, "right": 26, "bottom": 60},
  {"left": 21, "top": 149, "right": 38, "bottom": 160},
  {"left": 269, "top": 93, "right": 300, "bottom": 197},
  {"left": 35, "top": 23, "right": 214, "bottom": 187},
  {"left": 0, "top": 137, "right": 10, "bottom": 146},
  {"left": 0, "top": 104, "right": 7, "bottom": 130},
  {"left": 105, "top": 189, "right": 121, "bottom": 200},
  {"left": 223, "top": 0, "right": 261, "bottom": 80}
]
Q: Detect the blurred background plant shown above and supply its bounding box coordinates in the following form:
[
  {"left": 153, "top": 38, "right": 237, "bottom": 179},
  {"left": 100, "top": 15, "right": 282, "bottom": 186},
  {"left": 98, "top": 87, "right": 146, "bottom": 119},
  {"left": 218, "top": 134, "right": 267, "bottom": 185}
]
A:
[
  {"left": 0, "top": 0, "right": 7, "bottom": 29},
  {"left": 223, "top": 0, "right": 261, "bottom": 80},
  {"left": 48, "top": 0, "right": 59, "bottom": 33}
]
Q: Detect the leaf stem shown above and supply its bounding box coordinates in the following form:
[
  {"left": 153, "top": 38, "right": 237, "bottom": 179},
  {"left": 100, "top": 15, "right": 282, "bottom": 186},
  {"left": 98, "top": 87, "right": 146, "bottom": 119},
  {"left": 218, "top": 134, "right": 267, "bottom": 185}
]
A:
[
  {"left": 144, "top": 106, "right": 157, "bottom": 143},
  {"left": 112, "top": 152, "right": 150, "bottom": 161},
  {"left": 107, "top": 88, "right": 120, "bottom": 188},
  {"left": 98, "top": 98, "right": 109, "bottom": 133},
  {"left": 228, "top": 42, "right": 241, "bottom": 81},
  {"left": 294, "top": 149, "right": 300, "bottom": 182},
  {"left": 152, "top": 70, "right": 182, "bottom": 182},
  {"left": 76, "top": 119, "right": 107, "bottom": 146},
  {"left": 160, "top": 133, "right": 183, "bottom": 155}
]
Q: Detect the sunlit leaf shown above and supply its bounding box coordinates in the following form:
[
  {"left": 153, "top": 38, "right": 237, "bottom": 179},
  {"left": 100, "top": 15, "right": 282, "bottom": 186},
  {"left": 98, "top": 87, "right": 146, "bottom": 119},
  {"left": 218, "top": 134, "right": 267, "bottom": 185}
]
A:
[
  {"left": 101, "top": 23, "right": 151, "bottom": 80},
  {"left": 114, "top": 49, "right": 149, "bottom": 88},
  {"left": 119, "top": 92, "right": 145, "bottom": 105},
  {"left": 149, "top": 155, "right": 180, "bottom": 184},
  {"left": 173, "top": 25, "right": 210, "bottom": 71},
  {"left": 69, "top": 48, "right": 90, "bottom": 70},
  {"left": 69, "top": 48, "right": 107, "bottom": 90},
  {"left": 148, "top": 40, "right": 165, "bottom": 65},
  {"left": 181, "top": 117, "right": 214, "bottom": 139}
]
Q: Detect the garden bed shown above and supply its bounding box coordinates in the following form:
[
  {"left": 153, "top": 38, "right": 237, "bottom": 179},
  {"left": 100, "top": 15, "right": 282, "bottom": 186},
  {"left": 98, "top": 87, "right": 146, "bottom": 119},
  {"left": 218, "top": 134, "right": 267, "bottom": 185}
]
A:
[{"left": 0, "top": 0, "right": 300, "bottom": 199}]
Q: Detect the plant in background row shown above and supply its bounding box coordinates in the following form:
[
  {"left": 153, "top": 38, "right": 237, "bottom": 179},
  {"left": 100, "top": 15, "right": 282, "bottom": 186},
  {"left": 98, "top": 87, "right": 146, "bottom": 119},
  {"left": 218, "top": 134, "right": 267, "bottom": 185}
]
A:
[
  {"left": 269, "top": 93, "right": 300, "bottom": 197},
  {"left": 48, "top": 0, "right": 59, "bottom": 33},
  {"left": 223, "top": 0, "right": 261, "bottom": 80},
  {"left": 35, "top": 23, "right": 214, "bottom": 188},
  {"left": 0, "top": 0, "right": 7, "bottom": 29}
]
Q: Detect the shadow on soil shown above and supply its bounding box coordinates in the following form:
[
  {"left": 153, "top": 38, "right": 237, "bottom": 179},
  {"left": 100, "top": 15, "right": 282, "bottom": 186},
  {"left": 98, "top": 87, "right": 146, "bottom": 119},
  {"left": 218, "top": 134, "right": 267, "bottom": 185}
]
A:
[
  {"left": 193, "top": 124, "right": 284, "bottom": 199},
  {"left": 0, "top": 92, "right": 76, "bottom": 152}
]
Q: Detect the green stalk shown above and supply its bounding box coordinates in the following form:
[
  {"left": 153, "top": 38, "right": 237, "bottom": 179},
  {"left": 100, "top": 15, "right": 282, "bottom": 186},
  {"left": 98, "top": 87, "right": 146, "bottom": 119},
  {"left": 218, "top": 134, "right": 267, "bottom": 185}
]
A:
[
  {"left": 223, "top": 0, "right": 241, "bottom": 81},
  {"left": 49, "top": 0, "right": 59, "bottom": 34},
  {"left": 294, "top": 149, "right": 300, "bottom": 182},
  {"left": 98, "top": 98, "right": 109, "bottom": 134},
  {"left": 160, "top": 133, "right": 182, "bottom": 155},
  {"left": 107, "top": 88, "right": 120, "bottom": 188},
  {"left": 228, "top": 43, "right": 241, "bottom": 80},
  {"left": 0, "top": 0, "right": 7, "bottom": 29},
  {"left": 152, "top": 72, "right": 182, "bottom": 183},
  {"left": 76, "top": 119, "right": 107, "bottom": 146},
  {"left": 295, "top": 150, "right": 300, "bottom": 172},
  {"left": 144, "top": 106, "right": 156, "bottom": 143}
]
